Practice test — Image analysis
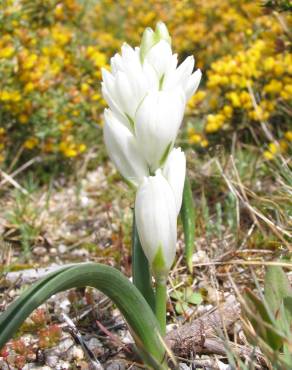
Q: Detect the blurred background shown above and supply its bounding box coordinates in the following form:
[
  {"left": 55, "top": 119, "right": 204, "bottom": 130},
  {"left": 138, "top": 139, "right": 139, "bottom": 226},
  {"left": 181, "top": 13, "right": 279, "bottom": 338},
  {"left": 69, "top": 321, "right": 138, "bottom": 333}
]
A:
[{"left": 0, "top": 0, "right": 291, "bottom": 171}]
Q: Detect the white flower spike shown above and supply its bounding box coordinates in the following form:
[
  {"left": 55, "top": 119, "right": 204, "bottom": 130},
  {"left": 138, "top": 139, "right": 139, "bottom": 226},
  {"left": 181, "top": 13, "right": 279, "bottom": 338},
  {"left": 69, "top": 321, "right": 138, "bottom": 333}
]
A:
[{"left": 135, "top": 170, "right": 177, "bottom": 276}]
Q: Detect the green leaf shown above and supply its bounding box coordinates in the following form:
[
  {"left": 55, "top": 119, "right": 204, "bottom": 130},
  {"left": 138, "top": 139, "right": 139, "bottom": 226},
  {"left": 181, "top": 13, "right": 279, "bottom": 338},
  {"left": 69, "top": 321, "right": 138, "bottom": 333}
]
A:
[
  {"left": 170, "top": 288, "right": 202, "bottom": 306},
  {"left": 243, "top": 288, "right": 283, "bottom": 350},
  {"left": 264, "top": 266, "right": 292, "bottom": 317},
  {"left": 186, "top": 291, "right": 203, "bottom": 305},
  {"left": 283, "top": 296, "right": 292, "bottom": 325},
  {"left": 132, "top": 211, "right": 155, "bottom": 311},
  {"left": 180, "top": 176, "right": 196, "bottom": 273},
  {"left": 170, "top": 290, "right": 183, "bottom": 300},
  {"left": 175, "top": 301, "right": 189, "bottom": 315},
  {"left": 0, "top": 263, "right": 167, "bottom": 369}
]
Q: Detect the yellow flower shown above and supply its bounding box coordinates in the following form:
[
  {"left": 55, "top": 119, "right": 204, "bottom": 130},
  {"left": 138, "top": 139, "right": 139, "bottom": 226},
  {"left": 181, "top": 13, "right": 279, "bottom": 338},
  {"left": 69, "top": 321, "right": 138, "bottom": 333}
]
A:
[
  {"left": 22, "top": 54, "right": 38, "bottom": 70},
  {"left": 280, "top": 84, "right": 292, "bottom": 100},
  {"left": 24, "top": 82, "right": 35, "bottom": 94},
  {"left": 268, "top": 143, "right": 278, "bottom": 154},
  {"left": 0, "top": 45, "right": 14, "bottom": 59},
  {"left": 19, "top": 114, "right": 29, "bottom": 124},
  {"left": 24, "top": 137, "right": 39, "bottom": 149},
  {"left": 201, "top": 139, "right": 209, "bottom": 147},
  {"left": 264, "top": 80, "right": 282, "bottom": 94},
  {"left": 227, "top": 92, "right": 241, "bottom": 108},
  {"left": 263, "top": 150, "right": 274, "bottom": 160},
  {"left": 189, "top": 134, "right": 202, "bottom": 144},
  {"left": 222, "top": 105, "right": 233, "bottom": 118},
  {"left": 279, "top": 140, "right": 288, "bottom": 152},
  {"left": 78, "top": 143, "right": 87, "bottom": 153},
  {"left": 284, "top": 131, "right": 292, "bottom": 142}
]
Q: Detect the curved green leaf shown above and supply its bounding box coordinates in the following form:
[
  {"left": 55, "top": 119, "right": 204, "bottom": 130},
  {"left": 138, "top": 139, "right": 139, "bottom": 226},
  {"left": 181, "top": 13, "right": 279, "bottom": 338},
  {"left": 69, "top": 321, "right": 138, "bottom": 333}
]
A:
[
  {"left": 0, "top": 263, "right": 167, "bottom": 369},
  {"left": 180, "top": 176, "right": 196, "bottom": 273}
]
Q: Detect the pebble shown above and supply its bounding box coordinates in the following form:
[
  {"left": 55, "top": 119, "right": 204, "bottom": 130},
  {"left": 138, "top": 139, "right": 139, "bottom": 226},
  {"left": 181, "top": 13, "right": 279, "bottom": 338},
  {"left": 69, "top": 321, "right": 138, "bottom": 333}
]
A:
[
  {"left": 50, "top": 247, "right": 57, "bottom": 256},
  {"left": 45, "top": 354, "right": 59, "bottom": 368},
  {"left": 33, "top": 246, "right": 47, "bottom": 256},
  {"left": 105, "top": 360, "right": 126, "bottom": 370},
  {"left": 68, "top": 346, "right": 84, "bottom": 360},
  {"left": 58, "top": 244, "right": 67, "bottom": 254},
  {"left": 58, "top": 338, "right": 74, "bottom": 353},
  {"left": 86, "top": 337, "right": 103, "bottom": 352},
  {"left": 71, "top": 248, "right": 89, "bottom": 257},
  {"left": 179, "top": 364, "right": 190, "bottom": 370}
]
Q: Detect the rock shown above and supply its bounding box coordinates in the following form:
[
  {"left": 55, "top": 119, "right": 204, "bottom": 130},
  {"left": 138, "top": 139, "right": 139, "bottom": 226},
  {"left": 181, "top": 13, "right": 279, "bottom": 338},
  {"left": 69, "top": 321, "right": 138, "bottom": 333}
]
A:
[
  {"left": 58, "top": 338, "right": 74, "bottom": 353},
  {"left": 71, "top": 248, "right": 89, "bottom": 257},
  {"left": 86, "top": 336, "right": 103, "bottom": 356},
  {"left": 68, "top": 346, "right": 84, "bottom": 360},
  {"left": 58, "top": 244, "right": 67, "bottom": 254},
  {"left": 50, "top": 247, "right": 57, "bottom": 256},
  {"left": 192, "top": 250, "right": 209, "bottom": 264},
  {"left": 179, "top": 363, "right": 190, "bottom": 370},
  {"left": 45, "top": 354, "right": 59, "bottom": 368},
  {"left": 105, "top": 360, "right": 126, "bottom": 370},
  {"left": 33, "top": 246, "right": 47, "bottom": 256}
]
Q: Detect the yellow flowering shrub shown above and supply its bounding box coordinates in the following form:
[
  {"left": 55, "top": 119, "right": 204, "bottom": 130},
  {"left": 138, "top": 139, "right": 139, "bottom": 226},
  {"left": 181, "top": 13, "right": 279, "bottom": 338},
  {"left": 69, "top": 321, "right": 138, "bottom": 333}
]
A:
[
  {"left": 0, "top": 0, "right": 291, "bottom": 165},
  {"left": 0, "top": 0, "right": 107, "bottom": 164}
]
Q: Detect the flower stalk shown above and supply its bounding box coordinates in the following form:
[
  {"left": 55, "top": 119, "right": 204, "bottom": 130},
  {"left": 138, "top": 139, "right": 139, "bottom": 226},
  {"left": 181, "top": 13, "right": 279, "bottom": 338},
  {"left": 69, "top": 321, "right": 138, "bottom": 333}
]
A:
[{"left": 155, "top": 275, "right": 167, "bottom": 336}]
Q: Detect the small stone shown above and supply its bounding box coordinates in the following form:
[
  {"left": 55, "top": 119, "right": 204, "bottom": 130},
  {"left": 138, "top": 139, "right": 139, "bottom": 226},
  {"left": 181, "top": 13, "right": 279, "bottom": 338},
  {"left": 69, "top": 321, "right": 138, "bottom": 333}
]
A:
[
  {"left": 33, "top": 246, "right": 47, "bottom": 256},
  {"left": 179, "top": 364, "right": 190, "bottom": 370},
  {"left": 71, "top": 248, "right": 89, "bottom": 257},
  {"left": 86, "top": 337, "right": 103, "bottom": 352},
  {"left": 192, "top": 250, "right": 209, "bottom": 264},
  {"left": 58, "top": 338, "right": 74, "bottom": 353},
  {"left": 58, "top": 244, "right": 67, "bottom": 254},
  {"left": 68, "top": 346, "right": 84, "bottom": 360},
  {"left": 50, "top": 247, "right": 57, "bottom": 256},
  {"left": 45, "top": 354, "right": 59, "bottom": 368},
  {"left": 105, "top": 360, "right": 126, "bottom": 370}
]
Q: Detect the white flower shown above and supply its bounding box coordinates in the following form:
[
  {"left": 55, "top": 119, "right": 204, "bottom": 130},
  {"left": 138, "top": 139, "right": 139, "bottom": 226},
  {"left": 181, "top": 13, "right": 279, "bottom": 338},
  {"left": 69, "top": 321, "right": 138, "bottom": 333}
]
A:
[
  {"left": 135, "top": 89, "right": 186, "bottom": 172},
  {"left": 163, "top": 56, "right": 202, "bottom": 100},
  {"left": 162, "top": 147, "right": 186, "bottom": 214},
  {"left": 103, "top": 109, "right": 149, "bottom": 187},
  {"left": 101, "top": 44, "right": 158, "bottom": 129},
  {"left": 144, "top": 40, "right": 173, "bottom": 81},
  {"left": 135, "top": 170, "right": 177, "bottom": 276}
]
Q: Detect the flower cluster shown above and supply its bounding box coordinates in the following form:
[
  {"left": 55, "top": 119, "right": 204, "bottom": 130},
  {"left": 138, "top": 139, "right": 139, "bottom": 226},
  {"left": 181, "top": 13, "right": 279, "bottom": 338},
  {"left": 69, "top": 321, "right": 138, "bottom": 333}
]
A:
[
  {"left": 102, "top": 23, "right": 201, "bottom": 276},
  {"left": 0, "top": 0, "right": 107, "bottom": 164},
  {"left": 1, "top": 0, "right": 291, "bottom": 165}
]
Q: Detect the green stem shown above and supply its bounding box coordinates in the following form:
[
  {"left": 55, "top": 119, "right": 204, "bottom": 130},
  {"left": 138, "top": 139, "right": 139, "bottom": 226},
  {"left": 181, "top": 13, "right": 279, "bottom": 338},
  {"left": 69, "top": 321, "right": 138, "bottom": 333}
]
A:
[
  {"left": 132, "top": 210, "right": 155, "bottom": 311},
  {"left": 181, "top": 175, "right": 196, "bottom": 273},
  {"left": 155, "top": 275, "right": 167, "bottom": 336}
]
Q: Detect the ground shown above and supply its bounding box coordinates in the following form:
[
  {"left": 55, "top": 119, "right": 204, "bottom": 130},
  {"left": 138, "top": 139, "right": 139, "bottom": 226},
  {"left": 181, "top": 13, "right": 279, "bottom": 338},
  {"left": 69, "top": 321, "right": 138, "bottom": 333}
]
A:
[{"left": 0, "top": 143, "right": 291, "bottom": 369}]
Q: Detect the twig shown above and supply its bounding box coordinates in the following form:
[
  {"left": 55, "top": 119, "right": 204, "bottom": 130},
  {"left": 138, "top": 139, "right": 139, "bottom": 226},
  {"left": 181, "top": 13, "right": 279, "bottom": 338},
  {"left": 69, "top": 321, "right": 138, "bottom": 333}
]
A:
[{"left": 61, "top": 312, "right": 103, "bottom": 370}]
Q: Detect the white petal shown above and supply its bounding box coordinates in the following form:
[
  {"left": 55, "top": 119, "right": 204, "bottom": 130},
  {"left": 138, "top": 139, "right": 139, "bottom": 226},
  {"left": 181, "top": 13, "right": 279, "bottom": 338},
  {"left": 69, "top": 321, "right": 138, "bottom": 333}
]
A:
[
  {"left": 101, "top": 84, "right": 130, "bottom": 129},
  {"left": 115, "top": 71, "right": 137, "bottom": 118},
  {"left": 103, "top": 109, "right": 149, "bottom": 187},
  {"left": 163, "top": 56, "right": 194, "bottom": 93},
  {"left": 185, "top": 69, "right": 202, "bottom": 100},
  {"left": 163, "top": 148, "right": 186, "bottom": 214},
  {"left": 135, "top": 170, "right": 177, "bottom": 274},
  {"left": 135, "top": 89, "right": 186, "bottom": 171},
  {"left": 144, "top": 40, "right": 173, "bottom": 79}
]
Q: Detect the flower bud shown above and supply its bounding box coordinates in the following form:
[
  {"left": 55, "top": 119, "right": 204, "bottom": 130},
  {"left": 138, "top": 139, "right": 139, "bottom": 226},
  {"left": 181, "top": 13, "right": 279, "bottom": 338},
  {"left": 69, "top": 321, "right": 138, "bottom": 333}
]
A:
[
  {"left": 135, "top": 171, "right": 177, "bottom": 277},
  {"left": 140, "top": 22, "right": 171, "bottom": 63}
]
